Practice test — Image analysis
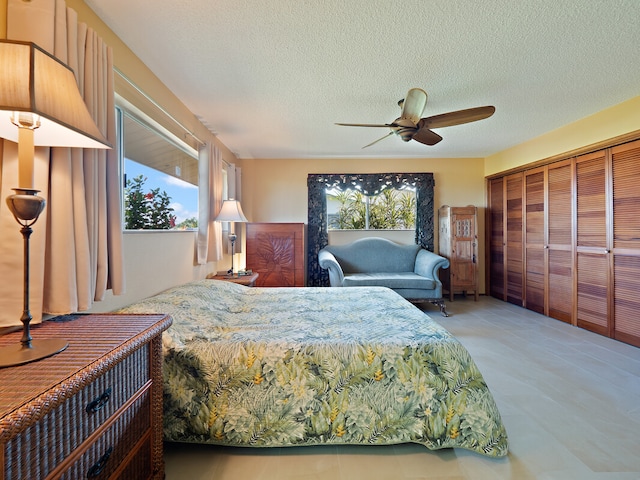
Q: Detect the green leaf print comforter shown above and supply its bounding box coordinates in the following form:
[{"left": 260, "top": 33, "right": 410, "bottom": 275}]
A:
[{"left": 117, "top": 280, "right": 508, "bottom": 457}]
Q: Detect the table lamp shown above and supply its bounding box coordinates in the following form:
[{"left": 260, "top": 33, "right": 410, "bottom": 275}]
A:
[
  {"left": 215, "top": 199, "right": 248, "bottom": 277},
  {"left": 0, "top": 40, "right": 111, "bottom": 368}
]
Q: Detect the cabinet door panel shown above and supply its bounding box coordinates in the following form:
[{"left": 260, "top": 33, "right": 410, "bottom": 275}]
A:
[
  {"left": 577, "top": 152, "right": 607, "bottom": 248},
  {"left": 576, "top": 152, "right": 609, "bottom": 335},
  {"left": 548, "top": 249, "right": 573, "bottom": 323},
  {"left": 548, "top": 162, "right": 573, "bottom": 246},
  {"left": 614, "top": 255, "right": 640, "bottom": 346},
  {"left": 525, "top": 170, "right": 545, "bottom": 314},
  {"left": 612, "top": 139, "right": 640, "bottom": 346},
  {"left": 577, "top": 252, "right": 609, "bottom": 334},
  {"left": 506, "top": 173, "right": 524, "bottom": 305},
  {"left": 612, "top": 140, "right": 640, "bottom": 250},
  {"left": 525, "top": 247, "right": 545, "bottom": 313},
  {"left": 451, "top": 213, "right": 476, "bottom": 289},
  {"left": 488, "top": 177, "right": 505, "bottom": 299},
  {"left": 547, "top": 161, "right": 574, "bottom": 323}
]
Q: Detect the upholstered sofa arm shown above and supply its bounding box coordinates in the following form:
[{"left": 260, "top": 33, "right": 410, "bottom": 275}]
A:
[
  {"left": 414, "top": 249, "right": 450, "bottom": 294},
  {"left": 318, "top": 249, "right": 345, "bottom": 286}
]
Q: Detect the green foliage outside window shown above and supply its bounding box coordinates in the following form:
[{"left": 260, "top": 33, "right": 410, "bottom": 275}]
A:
[
  {"left": 327, "top": 188, "right": 416, "bottom": 230},
  {"left": 176, "top": 217, "right": 198, "bottom": 229},
  {"left": 125, "top": 175, "right": 176, "bottom": 229}
]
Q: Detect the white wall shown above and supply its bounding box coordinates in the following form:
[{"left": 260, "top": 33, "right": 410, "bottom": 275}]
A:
[{"left": 87, "top": 231, "right": 216, "bottom": 312}]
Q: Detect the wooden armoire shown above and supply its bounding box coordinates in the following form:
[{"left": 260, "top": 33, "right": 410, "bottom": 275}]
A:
[
  {"left": 245, "top": 223, "right": 305, "bottom": 287},
  {"left": 486, "top": 137, "right": 640, "bottom": 347},
  {"left": 438, "top": 205, "right": 479, "bottom": 301}
]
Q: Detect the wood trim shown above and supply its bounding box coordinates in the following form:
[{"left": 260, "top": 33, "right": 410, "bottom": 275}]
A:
[
  {"left": 571, "top": 159, "right": 578, "bottom": 326},
  {"left": 484, "top": 179, "right": 491, "bottom": 297},
  {"left": 605, "top": 148, "right": 614, "bottom": 338},
  {"left": 486, "top": 129, "right": 640, "bottom": 180}
]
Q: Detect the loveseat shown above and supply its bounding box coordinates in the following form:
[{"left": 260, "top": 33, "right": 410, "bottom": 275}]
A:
[{"left": 318, "top": 237, "right": 450, "bottom": 316}]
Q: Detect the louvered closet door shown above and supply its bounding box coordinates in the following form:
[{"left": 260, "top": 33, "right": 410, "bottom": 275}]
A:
[
  {"left": 612, "top": 139, "right": 640, "bottom": 347},
  {"left": 524, "top": 168, "right": 545, "bottom": 314},
  {"left": 547, "top": 160, "right": 574, "bottom": 323},
  {"left": 488, "top": 177, "right": 505, "bottom": 299},
  {"left": 505, "top": 173, "right": 524, "bottom": 306},
  {"left": 576, "top": 150, "right": 611, "bottom": 336}
]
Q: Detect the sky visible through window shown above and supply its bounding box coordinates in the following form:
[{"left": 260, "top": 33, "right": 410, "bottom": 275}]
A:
[{"left": 125, "top": 159, "right": 198, "bottom": 225}]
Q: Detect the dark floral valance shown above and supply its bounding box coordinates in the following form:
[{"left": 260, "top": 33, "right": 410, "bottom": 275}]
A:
[{"left": 307, "top": 173, "right": 435, "bottom": 286}]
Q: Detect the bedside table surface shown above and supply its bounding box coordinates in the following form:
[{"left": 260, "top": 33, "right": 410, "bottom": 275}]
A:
[{"left": 207, "top": 272, "right": 259, "bottom": 286}]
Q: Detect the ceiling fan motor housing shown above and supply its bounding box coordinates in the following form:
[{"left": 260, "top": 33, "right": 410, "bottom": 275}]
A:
[{"left": 392, "top": 118, "right": 418, "bottom": 142}]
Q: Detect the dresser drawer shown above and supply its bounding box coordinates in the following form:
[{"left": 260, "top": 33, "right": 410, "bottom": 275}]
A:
[
  {"left": 58, "top": 387, "right": 151, "bottom": 480},
  {"left": 2, "top": 345, "right": 150, "bottom": 480}
]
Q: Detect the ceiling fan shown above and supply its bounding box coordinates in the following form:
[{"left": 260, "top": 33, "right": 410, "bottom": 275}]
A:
[{"left": 336, "top": 88, "right": 495, "bottom": 148}]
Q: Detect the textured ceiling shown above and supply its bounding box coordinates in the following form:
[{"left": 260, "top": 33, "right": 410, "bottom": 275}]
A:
[{"left": 85, "top": 0, "right": 640, "bottom": 160}]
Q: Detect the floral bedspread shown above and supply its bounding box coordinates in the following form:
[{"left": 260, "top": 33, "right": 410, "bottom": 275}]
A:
[{"left": 117, "top": 280, "right": 508, "bottom": 457}]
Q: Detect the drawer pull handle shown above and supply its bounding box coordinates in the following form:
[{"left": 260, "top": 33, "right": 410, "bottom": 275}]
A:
[
  {"left": 86, "top": 387, "right": 112, "bottom": 414},
  {"left": 86, "top": 446, "right": 113, "bottom": 478}
]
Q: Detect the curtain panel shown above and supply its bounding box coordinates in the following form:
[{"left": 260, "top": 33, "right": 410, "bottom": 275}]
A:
[
  {"left": 306, "top": 173, "right": 435, "bottom": 287},
  {"left": 0, "top": 0, "right": 123, "bottom": 326},
  {"left": 197, "top": 142, "right": 223, "bottom": 264}
]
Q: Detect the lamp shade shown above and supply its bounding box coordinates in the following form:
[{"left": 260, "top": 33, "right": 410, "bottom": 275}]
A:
[
  {"left": 0, "top": 40, "right": 110, "bottom": 149},
  {"left": 215, "top": 199, "right": 248, "bottom": 223}
]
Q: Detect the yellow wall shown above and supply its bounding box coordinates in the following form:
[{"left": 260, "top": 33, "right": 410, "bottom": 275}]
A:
[
  {"left": 242, "top": 157, "right": 484, "bottom": 223},
  {"left": 241, "top": 156, "right": 488, "bottom": 291},
  {"left": 485, "top": 96, "right": 640, "bottom": 176}
]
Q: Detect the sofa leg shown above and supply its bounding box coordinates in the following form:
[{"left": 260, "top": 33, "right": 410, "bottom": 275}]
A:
[{"left": 430, "top": 299, "right": 449, "bottom": 317}]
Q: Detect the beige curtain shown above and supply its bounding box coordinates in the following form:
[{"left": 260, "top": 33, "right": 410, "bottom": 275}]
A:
[
  {"left": 197, "top": 142, "right": 223, "bottom": 264},
  {"left": 0, "top": 0, "right": 124, "bottom": 326}
]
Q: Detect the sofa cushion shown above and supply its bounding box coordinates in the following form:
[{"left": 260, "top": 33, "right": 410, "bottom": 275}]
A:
[
  {"left": 342, "top": 272, "right": 436, "bottom": 290},
  {"left": 325, "top": 238, "right": 420, "bottom": 273}
]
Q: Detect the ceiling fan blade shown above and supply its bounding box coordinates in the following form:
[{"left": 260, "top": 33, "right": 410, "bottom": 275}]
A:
[
  {"left": 335, "top": 122, "right": 394, "bottom": 128},
  {"left": 412, "top": 128, "right": 443, "bottom": 146},
  {"left": 400, "top": 88, "right": 427, "bottom": 124},
  {"left": 362, "top": 132, "right": 394, "bottom": 149},
  {"left": 419, "top": 106, "right": 495, "bottom": 129}
]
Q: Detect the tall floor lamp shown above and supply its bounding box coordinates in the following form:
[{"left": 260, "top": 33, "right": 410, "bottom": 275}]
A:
[
  {"left": 215, "top": 199, "right": 248, "bottom": 277},
  {"left": 0, "top": 40, "right": 111, "bottom": 368}
]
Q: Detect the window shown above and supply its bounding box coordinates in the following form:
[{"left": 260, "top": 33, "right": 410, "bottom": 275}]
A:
[
  {"left": 117, "top": 105, "right": 199, "bottom": 230},
  {"left": 326, "top": 186, "right": 416, "bottom": 230}
]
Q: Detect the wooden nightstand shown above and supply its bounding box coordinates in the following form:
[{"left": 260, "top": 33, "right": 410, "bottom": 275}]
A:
[
  {"left": 206, "top": 272, "right": 259, "bottom": 287},
  {"left": 0, "top": 313, "right": 172, "bottom": 480}
]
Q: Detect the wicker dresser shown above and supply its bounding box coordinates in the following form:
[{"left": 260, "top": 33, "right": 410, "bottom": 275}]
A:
[{"left": 0, "top": 313, "right": 172, "bottom": 480}]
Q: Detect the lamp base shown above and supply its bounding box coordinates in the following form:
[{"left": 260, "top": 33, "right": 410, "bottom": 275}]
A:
[
  {"left": 0, "top": 188, "right": 68, "bottom": 369},
  {"left": 0, "top": 338, "right": 68, "bottom": 368}
]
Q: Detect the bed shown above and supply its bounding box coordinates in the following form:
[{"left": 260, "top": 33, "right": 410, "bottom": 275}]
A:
[{"left": 116, "top": 280, "right": 508, "bottom": 457}]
